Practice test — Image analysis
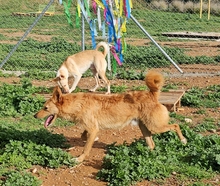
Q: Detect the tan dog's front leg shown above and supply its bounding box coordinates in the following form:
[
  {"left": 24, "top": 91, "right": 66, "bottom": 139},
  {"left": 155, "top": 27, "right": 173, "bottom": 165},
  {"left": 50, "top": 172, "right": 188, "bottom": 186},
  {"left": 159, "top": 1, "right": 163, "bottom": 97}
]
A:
[
  {"left": 138, "top": 121, "right": 155, "bottom": 149},
  {"left": 76, "top": 129, "right": 99, "bottom": 163}
]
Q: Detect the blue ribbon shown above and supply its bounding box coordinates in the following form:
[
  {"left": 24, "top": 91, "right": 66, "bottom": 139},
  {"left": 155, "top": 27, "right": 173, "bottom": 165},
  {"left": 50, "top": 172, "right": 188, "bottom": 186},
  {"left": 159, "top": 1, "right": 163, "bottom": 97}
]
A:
[
  {"left": 126, "top": 0, "right": 131, "bottom": 18},
  {"left": 101, "top": 0, "right": 123, "bottom": 63},
  {"left": 90, "top": 20, "right": 96, "bottom": 49},
  {"left": 93, "top": 19, "right": 98, "bottom": 36},
  {"left": 106, "top": 8, "right": 117, "bottom": 45}
]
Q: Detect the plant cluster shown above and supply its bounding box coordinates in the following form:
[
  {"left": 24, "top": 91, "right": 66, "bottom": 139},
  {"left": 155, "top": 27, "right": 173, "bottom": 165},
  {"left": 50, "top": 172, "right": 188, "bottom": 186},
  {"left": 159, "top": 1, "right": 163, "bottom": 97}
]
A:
[
  {"left": 0, "top": 78, "right": 49, "bottom": 117},
  {"left": 0, "top": 119, "right": 76, "bottom": 186},
  {"left": 182, "top": 85, "right": 220, "bottom": 108},
  {"left": 97, "top": 124, "right": 220, "bottom": 185}
]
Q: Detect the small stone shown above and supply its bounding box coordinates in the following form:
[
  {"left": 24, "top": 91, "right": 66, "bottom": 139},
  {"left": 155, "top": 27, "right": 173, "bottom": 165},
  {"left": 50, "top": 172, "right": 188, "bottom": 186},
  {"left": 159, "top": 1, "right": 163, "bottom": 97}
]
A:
[
  {"left": 32, "top": 168, "right": 37, "bottom": 174},
  {"left": 185, "top": 118, "right": 192, "bottom": 123}
]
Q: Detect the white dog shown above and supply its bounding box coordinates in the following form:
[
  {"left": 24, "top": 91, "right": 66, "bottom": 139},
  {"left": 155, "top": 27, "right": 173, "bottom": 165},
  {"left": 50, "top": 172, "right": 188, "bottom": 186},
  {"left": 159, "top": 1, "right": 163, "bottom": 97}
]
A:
[{"left": 54, "top": 42, "right": 110, "bottom": 94}]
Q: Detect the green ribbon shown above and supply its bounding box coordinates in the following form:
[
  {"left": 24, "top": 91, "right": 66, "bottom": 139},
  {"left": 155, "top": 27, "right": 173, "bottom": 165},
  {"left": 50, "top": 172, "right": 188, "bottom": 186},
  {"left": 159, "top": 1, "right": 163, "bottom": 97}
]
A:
[
  {"left": 83, "top": 0, "right": 91, "bottom": 18},
  {"left": 63, "top": 0, "right": 73, "bottom": 27}
]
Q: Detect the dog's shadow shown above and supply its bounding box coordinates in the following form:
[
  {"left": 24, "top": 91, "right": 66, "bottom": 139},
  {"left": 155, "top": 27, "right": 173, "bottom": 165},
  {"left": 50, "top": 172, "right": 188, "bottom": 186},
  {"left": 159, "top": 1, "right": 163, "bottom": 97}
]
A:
[
  {"left": 0, "top": 126, "right": 69, "bottom": 148},
  {"left": 65, "top": 136, "right": 108, "bottom": 150},
  {"left": 65, "top": 135, "right": 109, "bottom": 170}
]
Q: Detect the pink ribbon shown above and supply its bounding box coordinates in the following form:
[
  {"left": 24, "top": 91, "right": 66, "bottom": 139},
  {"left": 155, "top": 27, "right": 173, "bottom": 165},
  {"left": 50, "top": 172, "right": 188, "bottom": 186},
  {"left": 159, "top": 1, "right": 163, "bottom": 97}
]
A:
[
  {"left": 110, "top": 46, "right": 122, "bottom": 66},
  {"left": 92, "top": 0, "right": 97, "bottom": 14}
]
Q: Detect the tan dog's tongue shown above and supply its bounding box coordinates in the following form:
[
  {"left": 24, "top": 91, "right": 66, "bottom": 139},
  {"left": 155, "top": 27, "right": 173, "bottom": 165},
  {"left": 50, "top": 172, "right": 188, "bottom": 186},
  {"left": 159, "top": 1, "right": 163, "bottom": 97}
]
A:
[{"left": 44, "top": 115, "right": 54, "bottom": 128}]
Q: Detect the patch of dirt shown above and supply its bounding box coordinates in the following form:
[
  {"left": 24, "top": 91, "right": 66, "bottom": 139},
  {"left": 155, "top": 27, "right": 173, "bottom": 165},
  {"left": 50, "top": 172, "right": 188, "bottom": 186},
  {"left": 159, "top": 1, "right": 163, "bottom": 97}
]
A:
[{"left": 0, "top": 75, "right": 220, "bottom": 186}]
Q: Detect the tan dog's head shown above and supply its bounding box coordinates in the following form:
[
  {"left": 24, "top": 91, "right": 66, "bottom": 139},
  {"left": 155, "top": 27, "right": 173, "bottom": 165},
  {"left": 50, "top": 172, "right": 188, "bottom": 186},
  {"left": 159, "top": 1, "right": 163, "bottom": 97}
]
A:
[
  {"left": 54, "top": 67, "right": 70, "bottom": 93},
  {"left": 34, "top": 86, "right": 63, "bottom": 128}
]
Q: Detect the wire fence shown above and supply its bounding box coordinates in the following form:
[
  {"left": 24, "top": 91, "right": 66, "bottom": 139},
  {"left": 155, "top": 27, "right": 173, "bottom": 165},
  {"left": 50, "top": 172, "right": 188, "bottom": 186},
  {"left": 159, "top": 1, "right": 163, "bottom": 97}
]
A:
[{"left": 0, "top": 0, "right": 219, "bottom": 77}]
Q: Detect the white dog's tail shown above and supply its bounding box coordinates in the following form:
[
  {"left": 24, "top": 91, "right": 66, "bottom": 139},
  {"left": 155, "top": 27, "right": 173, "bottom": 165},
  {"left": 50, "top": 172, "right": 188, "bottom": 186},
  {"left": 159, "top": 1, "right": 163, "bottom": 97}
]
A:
[
  {"left": 145, "top": 70, "right": 164, "bottom": 93},
  {"left": 95, "top": 41, "right": 110, "bottom": 58}
]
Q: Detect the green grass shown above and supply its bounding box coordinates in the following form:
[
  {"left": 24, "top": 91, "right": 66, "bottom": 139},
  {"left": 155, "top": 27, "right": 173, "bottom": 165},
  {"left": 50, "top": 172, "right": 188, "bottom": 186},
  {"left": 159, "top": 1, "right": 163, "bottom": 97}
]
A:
[
  {"left": 0, "top": 1, "right": 220, "bottom": 72},
  {"left": 97, "top": 123, "right": 220, "bottom": 186},
  {"left": 182, "top": 85, "right": 220, "bottom": 108}
]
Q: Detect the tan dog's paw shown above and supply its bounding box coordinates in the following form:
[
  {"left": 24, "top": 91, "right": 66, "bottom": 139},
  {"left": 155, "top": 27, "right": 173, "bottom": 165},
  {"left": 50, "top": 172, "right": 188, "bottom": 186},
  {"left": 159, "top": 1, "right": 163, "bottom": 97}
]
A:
[
  {"left": 75, "top": 154, "right": 86, "bottom": 163},
  {"left": 181, "top": 138, "right": 187, "bottom": 144},
  {"left": 66, "top": 147, "right": 76, "bottom": 152},
  {"left": 94, "top": 136, "right": 99, "bottom": 141}
]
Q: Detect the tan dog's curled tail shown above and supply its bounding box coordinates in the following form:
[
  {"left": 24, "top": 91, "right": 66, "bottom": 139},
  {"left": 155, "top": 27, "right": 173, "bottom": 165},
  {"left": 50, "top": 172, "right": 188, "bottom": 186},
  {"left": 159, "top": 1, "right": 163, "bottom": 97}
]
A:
[
  {"left": 145, "top": 70, "right": 164, "bottom": 92},
  {"left": 95, "top": 41, "right": 110, "bottom": 58}
]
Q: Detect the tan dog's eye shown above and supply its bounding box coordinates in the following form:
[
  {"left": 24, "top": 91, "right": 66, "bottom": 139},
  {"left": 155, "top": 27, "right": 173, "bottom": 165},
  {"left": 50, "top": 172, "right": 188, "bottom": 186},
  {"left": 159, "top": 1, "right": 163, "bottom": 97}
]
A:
[
  {"left": 60, "top": 75, "right": 65, "bottom": 79},
  {"left": 44, "top": 106, "right": 48, "bottom": 110}
]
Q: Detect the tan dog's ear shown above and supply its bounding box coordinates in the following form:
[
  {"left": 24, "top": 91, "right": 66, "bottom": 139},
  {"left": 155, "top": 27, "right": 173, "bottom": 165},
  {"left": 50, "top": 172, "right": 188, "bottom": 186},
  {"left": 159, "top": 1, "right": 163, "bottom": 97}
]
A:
[
  {"left": 52, "top": 86, "right": 63, "bottom": 103},
  {"left": 53, "top": 77, "right": 60, "bottom": 82}
]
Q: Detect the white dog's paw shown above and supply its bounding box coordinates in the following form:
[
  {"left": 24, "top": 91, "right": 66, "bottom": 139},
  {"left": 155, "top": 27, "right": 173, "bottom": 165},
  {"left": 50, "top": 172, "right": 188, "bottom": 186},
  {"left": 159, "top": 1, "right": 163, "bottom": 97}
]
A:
[{"left": 89, "top": 88, "right": 96, "bottom": 92}]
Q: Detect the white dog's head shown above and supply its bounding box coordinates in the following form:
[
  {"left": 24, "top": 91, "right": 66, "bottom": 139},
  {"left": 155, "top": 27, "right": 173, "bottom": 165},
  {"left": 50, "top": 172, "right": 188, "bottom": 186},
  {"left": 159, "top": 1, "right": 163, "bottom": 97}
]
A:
[{"left": 54, "top": 67, "right": 70, "bottom": 94}]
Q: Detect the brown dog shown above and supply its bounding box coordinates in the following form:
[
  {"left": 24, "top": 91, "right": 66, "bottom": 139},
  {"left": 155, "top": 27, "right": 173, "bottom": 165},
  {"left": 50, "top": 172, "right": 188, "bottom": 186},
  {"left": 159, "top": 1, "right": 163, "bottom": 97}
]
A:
[
  {"left": 54, "top": 41, "right": 110, "bottom": 94},
  {"left": 34, "top": 71, "right": 187, "bottom": 163}
]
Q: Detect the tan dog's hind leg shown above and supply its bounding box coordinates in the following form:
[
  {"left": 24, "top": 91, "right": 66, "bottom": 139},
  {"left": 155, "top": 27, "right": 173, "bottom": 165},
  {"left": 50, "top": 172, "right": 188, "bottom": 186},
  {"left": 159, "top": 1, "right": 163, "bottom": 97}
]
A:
[
  {"left": 76, "top": 128, "right": 99, "bottom": 163},
  {"left": 152, "top": 123, "right": 187, "bottom": 144},
  {"left": 138, "top": 121, "right": 155, "bottom": 149},
  {"left": 168, "top": 124, "right": 187, "bottom": 144}
]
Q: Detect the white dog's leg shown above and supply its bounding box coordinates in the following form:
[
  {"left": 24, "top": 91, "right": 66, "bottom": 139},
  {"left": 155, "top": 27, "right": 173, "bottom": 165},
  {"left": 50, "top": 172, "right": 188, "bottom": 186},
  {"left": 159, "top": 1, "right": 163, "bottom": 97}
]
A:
[
  {"left": 69, "top": 74, "right": 82, "bottom": 93},
  {"left": 90, "top": 73, "right": 100, "bottom": 92},
  {"left": 99, "top": 72, "right": 110, "bottom": 94}
]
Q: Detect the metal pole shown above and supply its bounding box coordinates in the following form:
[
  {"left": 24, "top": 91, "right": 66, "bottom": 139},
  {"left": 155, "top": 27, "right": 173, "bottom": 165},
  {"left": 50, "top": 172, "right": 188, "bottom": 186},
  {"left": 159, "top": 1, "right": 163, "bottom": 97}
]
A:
[
  {"left": 81, "top": 14, "right": 85, "bottom": 50},
  {"left": 0, "top": 0, "right": 55, "bottom": 69},
  {"left": 81, "top": 0, "right": 85, "bottom": 50},
  {"left": 130, "top": 14, "right": 183, "bottom": 74}
]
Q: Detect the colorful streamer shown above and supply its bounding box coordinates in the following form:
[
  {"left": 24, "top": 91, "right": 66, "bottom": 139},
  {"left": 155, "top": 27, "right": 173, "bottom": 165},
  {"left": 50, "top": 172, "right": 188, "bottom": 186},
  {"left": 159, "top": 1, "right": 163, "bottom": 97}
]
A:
[
  {"left": 63, "top": 0, "right": 73, "bottom": 27},
  {"left": 63, "top": 0, "right": 133, "bottom": 68}
]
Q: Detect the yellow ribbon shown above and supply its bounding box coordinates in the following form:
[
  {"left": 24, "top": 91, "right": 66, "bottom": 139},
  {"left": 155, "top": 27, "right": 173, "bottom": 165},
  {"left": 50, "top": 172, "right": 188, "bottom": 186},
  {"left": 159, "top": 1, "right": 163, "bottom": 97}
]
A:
[
  {"left": 94, "top": 0, "right": 104, "bottom": 9},
  {"left": 115, "top": 0, "right": 120, "bottom": 10},
  {"left": 121, "top": 19, "right": 126, "bottom": 33},
  {"left": 77, "top": 2, "right": 81, "bottom": 17},
  {"left": 129, "top": 0, "right": 133, "bottom": 8},
  {"left": 120, "top": 0, "right": 123, "bottom": 17}
]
